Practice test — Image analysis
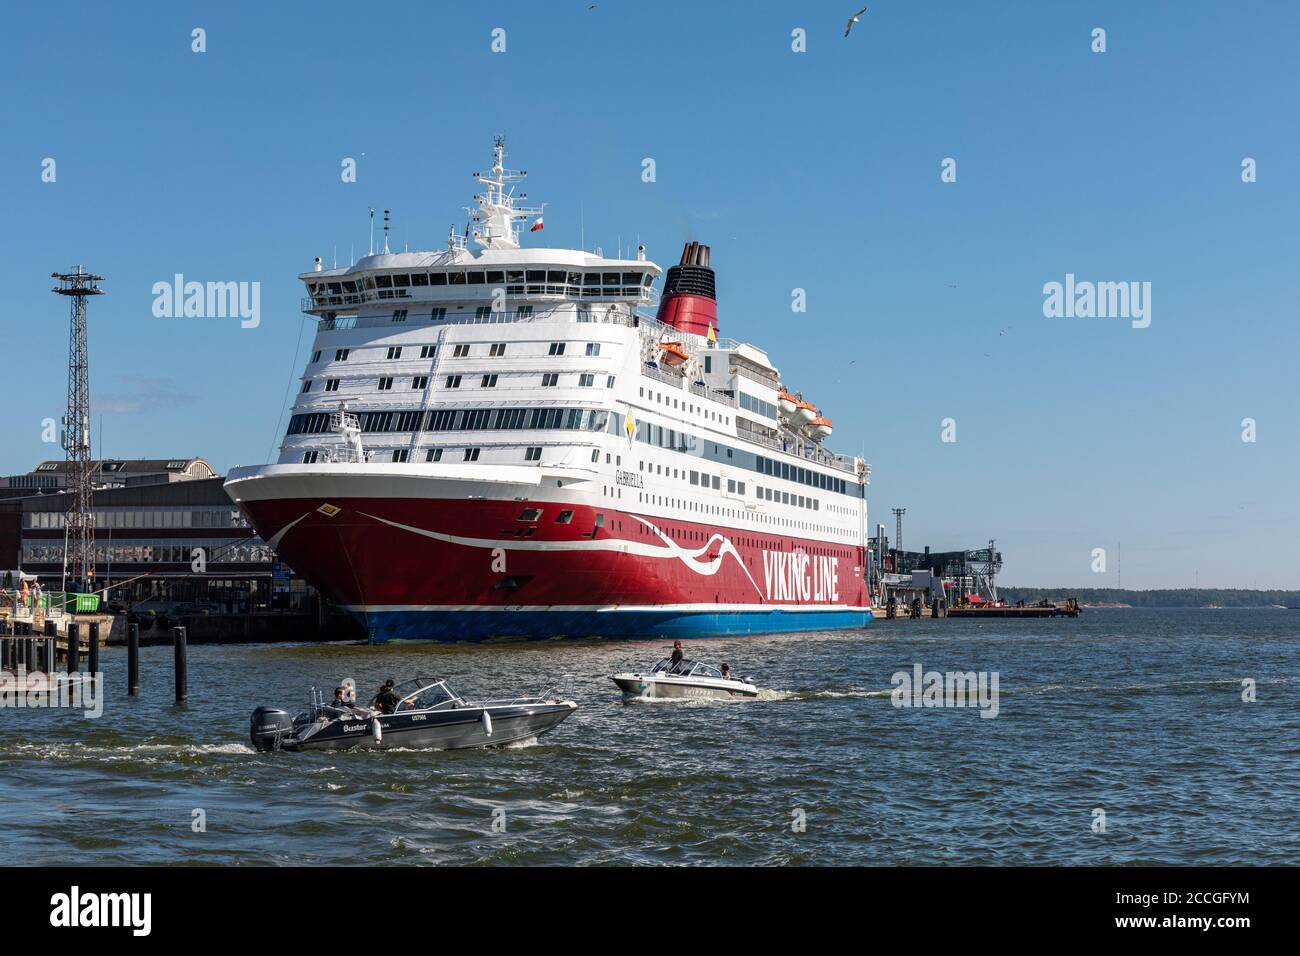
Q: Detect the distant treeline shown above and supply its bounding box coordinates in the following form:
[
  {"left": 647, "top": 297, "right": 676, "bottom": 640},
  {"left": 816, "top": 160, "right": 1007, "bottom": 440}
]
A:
[{"left": 998, "top": 588, "right": 1300, "bottom": 608}]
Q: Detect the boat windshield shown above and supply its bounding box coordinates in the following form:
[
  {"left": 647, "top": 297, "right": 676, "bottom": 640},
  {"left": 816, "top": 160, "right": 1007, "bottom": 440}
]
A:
[
  {"left": 690, "top": 663, "right": 723, "bottom": 679},
  {"left": 652, "top": 658, "right": 693, "bottom": 675},
  {"left": 392, "top": 679, "right": 458, "bottom": 711}
]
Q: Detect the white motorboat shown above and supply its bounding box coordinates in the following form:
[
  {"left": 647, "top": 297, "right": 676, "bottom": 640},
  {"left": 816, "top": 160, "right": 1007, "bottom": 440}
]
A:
[{"left": 612, "top": 658, "right": 758, "bottom": 701}]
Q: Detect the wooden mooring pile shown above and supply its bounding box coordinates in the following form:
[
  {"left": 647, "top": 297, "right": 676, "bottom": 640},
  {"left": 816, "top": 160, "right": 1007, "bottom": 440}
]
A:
[{"left": 1, "top": 619, "right": 190, "bottom": 702}]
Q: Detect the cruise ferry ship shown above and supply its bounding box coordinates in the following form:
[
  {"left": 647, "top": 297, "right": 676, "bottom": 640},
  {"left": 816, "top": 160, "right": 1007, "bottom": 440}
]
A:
[{"left": 225, "top": 139, "right": 872, "bottom": 642}]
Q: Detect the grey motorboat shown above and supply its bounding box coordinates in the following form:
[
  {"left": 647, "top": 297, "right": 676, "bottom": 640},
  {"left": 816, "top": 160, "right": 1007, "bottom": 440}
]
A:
[{"left": 250, "top": 676, "right": 576, "bottom": 752}]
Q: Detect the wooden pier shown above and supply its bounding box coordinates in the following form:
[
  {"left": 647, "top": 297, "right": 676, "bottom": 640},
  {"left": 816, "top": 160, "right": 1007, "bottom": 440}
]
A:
[
  {"left": 874, "top": 598, "right": 1081, "bottom": 620},
  {"left": 947, "top": 599, "right": 1080, "bottom": 619},
  {"left": 0, "top": 611, "right": 96, "bottom": 666}
]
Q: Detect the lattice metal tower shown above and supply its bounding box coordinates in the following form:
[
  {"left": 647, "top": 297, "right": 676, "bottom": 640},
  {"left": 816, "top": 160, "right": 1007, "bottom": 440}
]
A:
[
  {"left": 891, "top": 508, "right": 906, "bottom": 554},
  {"left": 52, "top": 267, "right": 103, "bottom": 591}
]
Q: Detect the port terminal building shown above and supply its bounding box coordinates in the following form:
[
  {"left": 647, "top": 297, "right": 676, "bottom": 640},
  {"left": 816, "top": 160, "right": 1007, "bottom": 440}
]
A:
[{"left": 0, "top": 458, "right": 308, "bottom": 612}]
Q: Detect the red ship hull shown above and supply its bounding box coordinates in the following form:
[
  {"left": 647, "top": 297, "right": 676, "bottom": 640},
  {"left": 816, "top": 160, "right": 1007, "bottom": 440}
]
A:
[{"left": 235, "top": 493, "right": 872, "bottom": 642}]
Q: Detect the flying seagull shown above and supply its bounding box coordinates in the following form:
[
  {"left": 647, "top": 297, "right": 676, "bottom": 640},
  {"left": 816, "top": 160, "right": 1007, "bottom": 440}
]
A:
[{"left": 844, "top": 5, "right": 868, "bottom": 37}]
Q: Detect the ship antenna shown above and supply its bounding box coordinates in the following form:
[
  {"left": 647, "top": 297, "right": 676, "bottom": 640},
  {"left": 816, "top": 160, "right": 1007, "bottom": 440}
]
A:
[
  {"left": 382, "top": 209, "right": 391, "bottom": 254},
  {"left": 368, "top": 207, "right": 375, "bottom": 256}
]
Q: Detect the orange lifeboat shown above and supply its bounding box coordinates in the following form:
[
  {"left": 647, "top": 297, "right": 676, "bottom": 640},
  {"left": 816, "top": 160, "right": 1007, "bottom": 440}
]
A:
[
  {"left": 794, "top": 400, "right": 818, "bottom": 425},
  {"left": 777, "top": 390, "right": 799, "bottom": 416},
  {"left": 811, "top": 416, "right": 833, "bottom": 439},
  {"left": 660, "top": 341, "right": 690, "bottom": 367}
]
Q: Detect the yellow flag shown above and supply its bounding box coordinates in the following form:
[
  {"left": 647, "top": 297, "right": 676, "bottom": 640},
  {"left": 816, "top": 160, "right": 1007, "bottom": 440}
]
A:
[{"left": 707, "top": 324, "right": 717, "bottom": 344}]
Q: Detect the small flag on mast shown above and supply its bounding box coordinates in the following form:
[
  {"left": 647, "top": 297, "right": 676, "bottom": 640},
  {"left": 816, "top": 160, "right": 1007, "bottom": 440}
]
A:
[
  {"left": 530, "top": 215, "right": 544, "bottom": 232},
  {"left": 707, "top": 324, "right": 717, "bottom": 344}
]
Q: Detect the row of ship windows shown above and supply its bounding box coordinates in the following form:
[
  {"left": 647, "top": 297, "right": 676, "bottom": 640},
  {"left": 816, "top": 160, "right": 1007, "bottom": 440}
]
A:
[
  {"left": 311, "top": 339, "right": 603, "bottom": 365},
  {"left": 631, "top": 492, "right": 854, "bottom": 539},
  {"left": 287, "top": 406, "right": 858, "bottom": 497},
  {"left": 309, "top": 270, "right": 654, "bottom": 295},
  {"left": 304, "top": 372, "right": 616, "bottom": 394},
  {"left": 640, "top": 386, "right": 731, "bottom": 426},
  {"left": 631, "top": 420, "right": 854, "bottom": 496},
  {"left": 288, "top": 406, "right": 615, "bottom": 437},
  {"left": 303, "top": 447, "right": 509, "bottom": 464},
  {"left": 638, "top": 459, "right": 825, "bottom": 512}
]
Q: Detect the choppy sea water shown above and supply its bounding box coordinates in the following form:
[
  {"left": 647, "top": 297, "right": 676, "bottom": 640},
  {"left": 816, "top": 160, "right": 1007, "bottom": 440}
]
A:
[{"left": 1, "top": 608, "right": 1296, "bottom": 866}]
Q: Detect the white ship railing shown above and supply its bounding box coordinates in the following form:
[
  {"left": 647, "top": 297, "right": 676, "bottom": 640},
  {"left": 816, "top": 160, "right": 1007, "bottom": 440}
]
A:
[
  {"left": 730, "top": 362, "right": 781, "bottom": 389},
  {"left": 641, "top": 363, "right": 685, "bottom": 388}
]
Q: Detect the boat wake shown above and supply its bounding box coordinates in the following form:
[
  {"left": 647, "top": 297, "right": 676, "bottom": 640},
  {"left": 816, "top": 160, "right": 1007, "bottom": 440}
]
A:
[{"left": 760, "top": 687, "right": 893, "bottom": 702}]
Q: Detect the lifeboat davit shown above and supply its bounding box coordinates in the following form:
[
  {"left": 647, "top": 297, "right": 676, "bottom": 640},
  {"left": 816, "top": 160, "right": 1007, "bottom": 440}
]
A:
[
  {"left": 660, "top": 341, "right": 690, "bottom": 367},
  {"left": 795, "top": 400, "right": 818, "bottom": 425},
  {"left": 777, "top": 391, "right": 799, "bottom": 416},
  {"left": 811, "top": 416, "right": 833, "bottom": 439}
]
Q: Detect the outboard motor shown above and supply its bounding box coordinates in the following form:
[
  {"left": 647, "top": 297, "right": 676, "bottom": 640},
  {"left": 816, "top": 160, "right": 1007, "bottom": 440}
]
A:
[{"left": 250, "top": 706, "right": 295, "bottom": 752}]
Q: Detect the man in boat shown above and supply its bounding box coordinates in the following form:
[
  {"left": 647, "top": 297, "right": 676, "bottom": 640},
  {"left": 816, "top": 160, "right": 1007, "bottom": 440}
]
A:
[
  {"left": 669, "top": 641, "right": 685, "bottom": 673},
  {"left": 372, "top": 679, "right": 400, "bottom": 714},
  {"left": 720, "top": 663, "right": 734, "bottom": 682}
]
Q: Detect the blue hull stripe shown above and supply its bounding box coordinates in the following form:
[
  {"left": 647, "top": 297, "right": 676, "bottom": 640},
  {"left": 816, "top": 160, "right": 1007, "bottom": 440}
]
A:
[{"left": 355, "top": 608, "right": 873, "bottom": 643}]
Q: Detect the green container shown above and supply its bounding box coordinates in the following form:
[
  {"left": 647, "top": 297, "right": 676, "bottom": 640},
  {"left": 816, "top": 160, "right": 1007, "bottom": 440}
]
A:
[{"left": 66, "top": 593, "right": 101, "bottom": 613}]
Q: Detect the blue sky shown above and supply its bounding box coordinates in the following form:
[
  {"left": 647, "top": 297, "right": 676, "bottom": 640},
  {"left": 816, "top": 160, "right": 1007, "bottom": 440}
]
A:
[{"left": 2, "top": 1, "right": 1297, "bottom": 589}]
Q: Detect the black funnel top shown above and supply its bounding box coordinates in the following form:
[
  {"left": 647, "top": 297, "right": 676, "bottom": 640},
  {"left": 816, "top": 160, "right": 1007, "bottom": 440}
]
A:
[{"left": 662, "top": 242, "right": 715, "bottom": 300}]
